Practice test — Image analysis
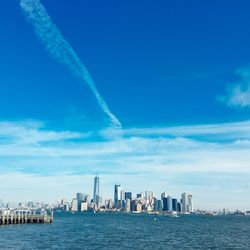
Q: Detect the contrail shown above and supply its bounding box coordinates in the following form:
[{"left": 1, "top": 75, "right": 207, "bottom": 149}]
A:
[{"left": 20, "top": 0, "right": 121, "bottom": 128}]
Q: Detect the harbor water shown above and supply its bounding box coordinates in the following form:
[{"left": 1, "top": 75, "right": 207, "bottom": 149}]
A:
[{"left": 0, "top": 212, "right": 250, "bottom": 249}]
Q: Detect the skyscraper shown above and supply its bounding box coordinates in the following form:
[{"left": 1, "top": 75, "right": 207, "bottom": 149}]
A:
[
  {"left": 125, "top": 192, "right": 132, "bottom": 201},
  {"left": 71, "top": 198, "right": 78, "bottom": 212},
  {"left": 177, "top": 202, "right": 181, "bottom": 212},
  {"left": 76, "top": 192, "right": 84, "bottom": 211},
  {"left": 93, "top": 175, "right": 100, "bottom": 206},
  {"left": 161, "top": 192, "right": 168, "bottom": 199},
  {"left": 114, "top": 184, "right": 121, "bottom": 208},
  {"left": 172, "top": 198, "right": 178, "bottom": 211},
  {"left": 181, "top": 192, "right": 188, "bottom": 213},
  {"left": 181, "top": 192, "right": 194, "bottom": 213},
  {"left": 166, "top": 196, "right": 173, "bottom": 211},
  {"left": 125, "top": 199, "right": 131, "bottom": 212},
  {"left": 155, "top": 200, "right": 163, "bottom": 211},
  {"left": 188, "top": 194, "right": 193, "bottom": 212},
  {"left": 162, "top": 197, "right": 168, "bottom": 211},
  {"left": 114, "top": 184, "right": 124, "bottom": 209}
]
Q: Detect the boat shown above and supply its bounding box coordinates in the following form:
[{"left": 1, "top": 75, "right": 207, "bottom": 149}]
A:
[
  {"left": 169, "top": 211, "right": 179, "bottom": 217},
  {"left": 132, "top": 211, "right": 141, "bottom": 214}
]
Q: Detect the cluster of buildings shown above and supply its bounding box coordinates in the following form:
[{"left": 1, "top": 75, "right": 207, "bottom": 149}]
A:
[
  {"left": 56, "top": 176, "right": 194, "bottom": 214},
  {"left": 0, "top": 200, "right": 52, "bottom": 211},
  {"left": 112, "top": 186, "right": 193, "bottom": 214},
  {"left": 1, "top": 176, "right": 250, "bottom": 216}
]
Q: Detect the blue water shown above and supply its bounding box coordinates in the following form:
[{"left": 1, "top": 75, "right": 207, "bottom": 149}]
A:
[{"left": 1, "top": 212, "right": 250, "bottom": 249}]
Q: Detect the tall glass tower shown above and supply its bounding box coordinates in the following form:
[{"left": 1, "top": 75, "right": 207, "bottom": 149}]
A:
[
  {"left": 114, "top": 184, "right": 120, "bottom": 207},
  {"left": 93, "top": 175, "right": 100, "bottom": 205},
  {"left": 114, "top": 184, "right": 124, "bottom": 209}
]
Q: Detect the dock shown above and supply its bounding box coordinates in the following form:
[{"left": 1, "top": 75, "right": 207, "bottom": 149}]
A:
[{"left": 0, "top": 209, "right": 53, "bottom": 225}]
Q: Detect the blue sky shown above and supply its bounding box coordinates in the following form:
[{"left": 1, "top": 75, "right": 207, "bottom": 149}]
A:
[{"left": 0, "top": 0, "right": 250, "bottom": 209}]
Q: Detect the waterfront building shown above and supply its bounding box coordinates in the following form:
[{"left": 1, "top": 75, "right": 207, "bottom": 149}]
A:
[
  {"left": 93, "top": 175, "right": 100, "bottom": 206},
  {"left": 114, "top": 185, "right": 120, "bottom": 208},
  {"left": 177, "top": 202, "right": 181, "bottom": 212},
  {"left": 153, "top": 197, "right": 157, "bottom": 209},
  {"left": 181, "top": 193, "right": 193, "bottom": 213},
  {"left": 136, "top": 202, "right": 142, "bottom": 212},
  {"left": 114, "top": 185, "right": 124, "bottom": 208},
  {"left": 81, "top": 202, "right": 88, "bottom": 211},
  {"left": 167, "top": 196, "right": 173, "bottom": 211},
  {"left": 181, "top": 192, "right": 193, "bottom": 213},
  {"left": 88, "top": 201, "right": 95, "bottom": 211},
  {"left": 120, "top": 189, "right": 125, "bottom": 208},
  {"left": 71, "top": 198, "right": 78, "bottom": 211},
  {"left": 181, "top": 193, "right": 188, "bottom": 213},
  {"left": 76, "top": 193, "right": 84, "bottom": 211},
  {"left": 188, "top": 194, "right": 193, "bottom": 212},
  {"left": 155, "top": 199, "right": 163, "bottom": 211},
  {"left": 172, "top": 198, "right": 178, "bottom": 211},
  {"left": 125, "top": 199, "right": 131, "bottom": 212},
  {"left": 131, "top": 200, "right": 136, "bottom": 211},
  {"left": 162, "top": 197, "right": 168, "bottom": 211}
]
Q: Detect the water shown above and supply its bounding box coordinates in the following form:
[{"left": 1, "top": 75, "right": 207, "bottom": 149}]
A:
[{"left": 1, "top": 212, "right": 250, "bottom": 249}]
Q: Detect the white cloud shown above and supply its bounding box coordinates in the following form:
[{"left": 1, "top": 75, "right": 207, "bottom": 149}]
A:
[
  {"left": 0, "top": 120, "right": 84, "bottom": 144},
  {"left": 123, "top": 120, "right": 250, "bottom": 140},
  {"left": 226, "top": 85, "right": 250, "bottom": 108},
  {"left": 220, "top": 67, "right": 250, "bottom": 108}
]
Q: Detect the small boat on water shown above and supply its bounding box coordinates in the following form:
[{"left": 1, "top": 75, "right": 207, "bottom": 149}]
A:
[
  {"left": 168, "top": 211, "right": 179, "bottom": 217},
  {"left": 132, "top": 211, "right": 141, "bottom": 214}
]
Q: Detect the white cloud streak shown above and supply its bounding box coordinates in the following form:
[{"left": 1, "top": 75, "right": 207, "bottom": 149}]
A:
[
  {"left": 19, "top": 0, "right": 121, "bottom": 128},
  {"left": 0, "top": 120, "right": 83, "bottom": 144},
  {"left": 122, "top": 120, "right": 250, "bottom": 140}
]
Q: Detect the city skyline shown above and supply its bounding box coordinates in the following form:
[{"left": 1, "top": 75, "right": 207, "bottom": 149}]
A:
[
  {"left": 0, "top": 174, "right": 248, "bottom": 212},
  {"left": 1, "top": 175, "right": 196, "bottom": 214},
  {"left": 1, "top": 0, "right": 250, "bottom": 210},
  {"left": 67, "top": 176, "right": 194, "bottom": 214}
]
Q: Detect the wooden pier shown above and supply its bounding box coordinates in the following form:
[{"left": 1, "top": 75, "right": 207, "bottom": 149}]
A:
[{"left": 0, "top": 209, "right": 53, "bottom": 226}]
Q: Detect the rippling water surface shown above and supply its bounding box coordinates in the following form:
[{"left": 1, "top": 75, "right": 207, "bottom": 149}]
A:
[{"left": 1, "top": 212, "right": 250, "bottom": 249}]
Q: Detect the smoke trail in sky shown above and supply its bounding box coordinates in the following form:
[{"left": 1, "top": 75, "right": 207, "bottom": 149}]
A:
[{"left": 20, "top": 0, "right": 121, "bottom": 128}]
